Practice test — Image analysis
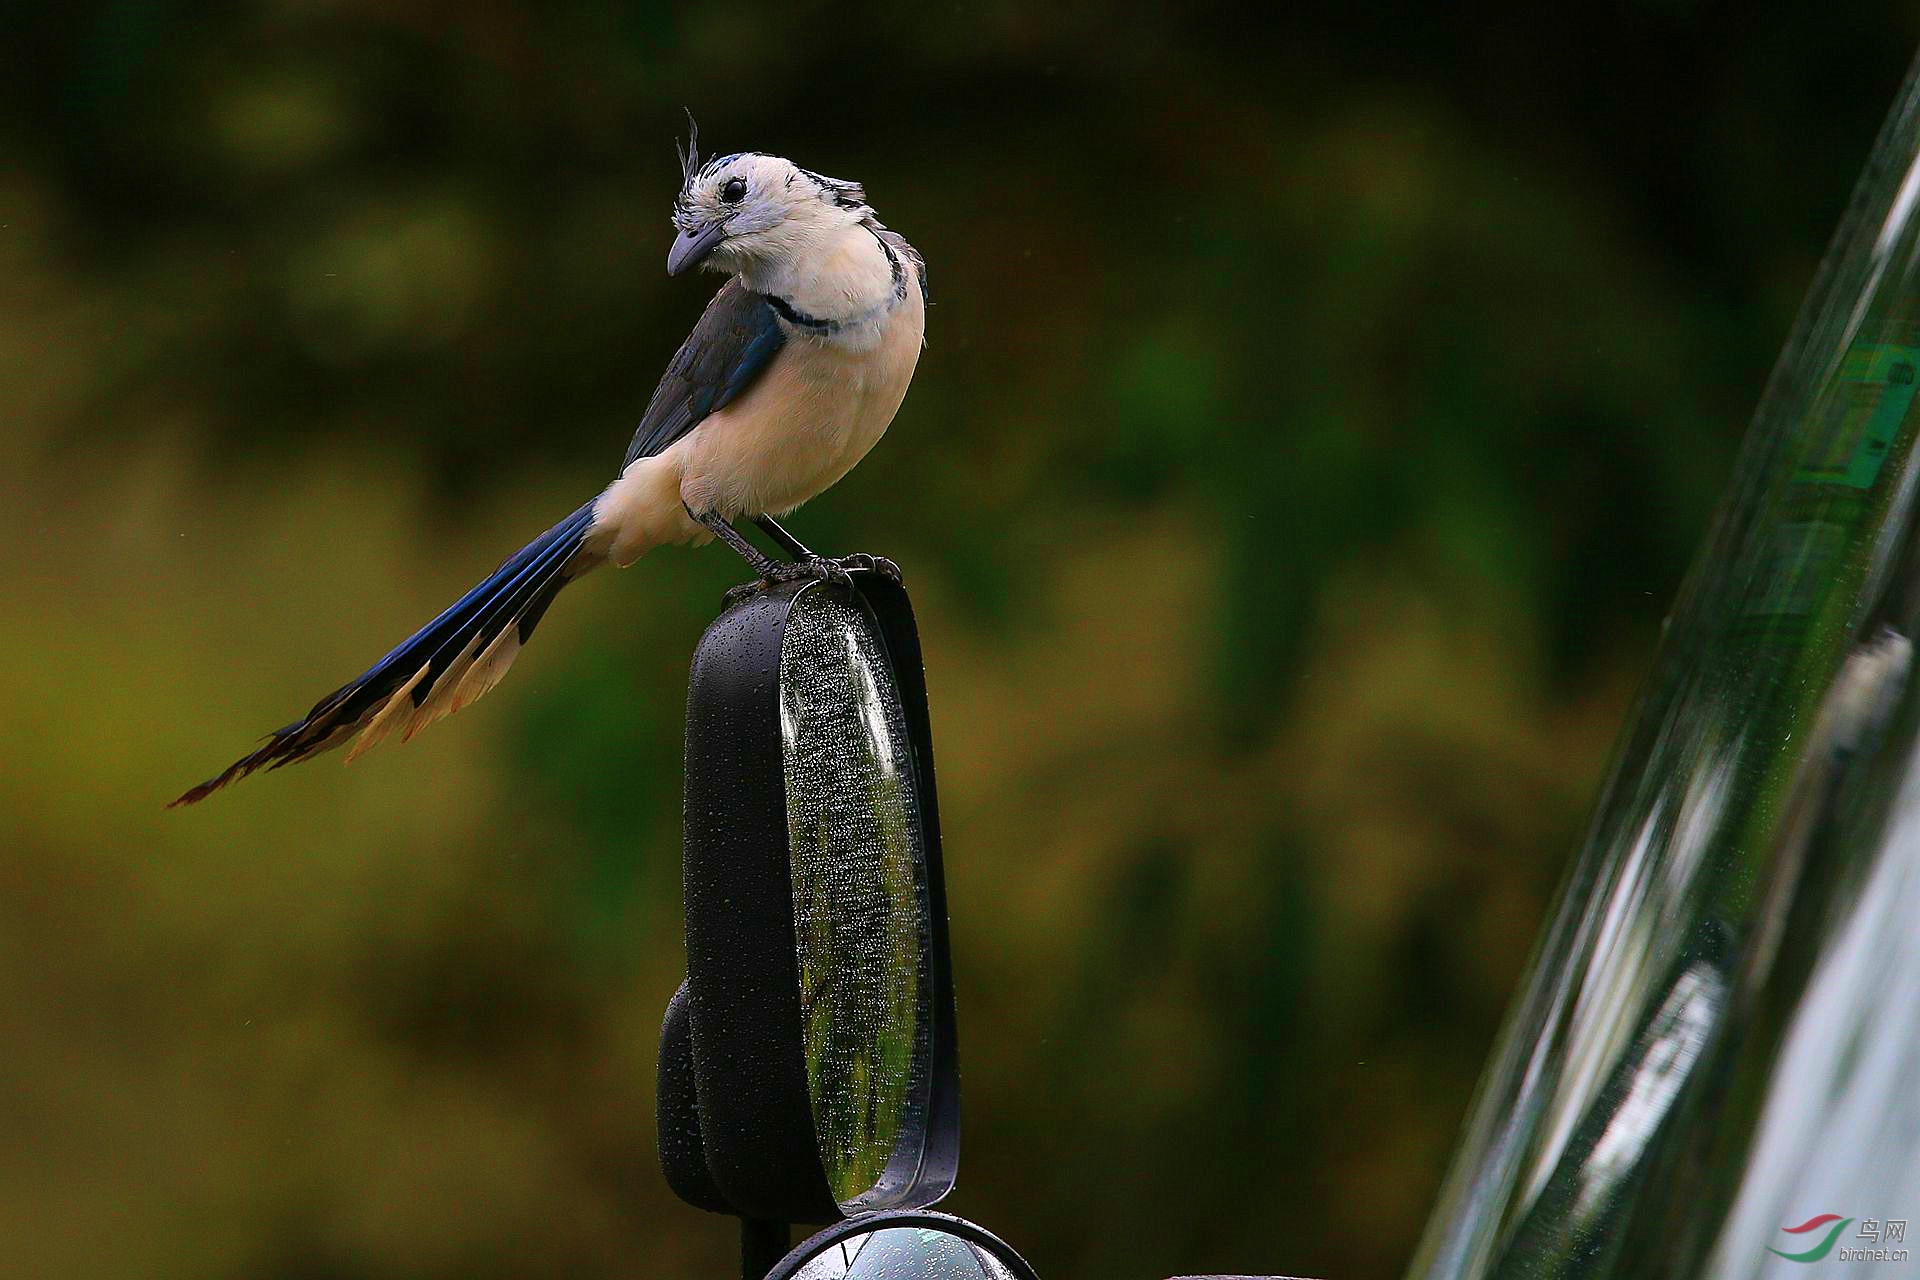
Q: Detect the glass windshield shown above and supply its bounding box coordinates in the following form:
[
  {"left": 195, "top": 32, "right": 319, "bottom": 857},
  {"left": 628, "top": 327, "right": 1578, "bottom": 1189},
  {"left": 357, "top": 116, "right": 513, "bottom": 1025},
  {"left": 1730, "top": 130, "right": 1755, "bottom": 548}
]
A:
[{"left": 1410, "top": 49, "right": 1920, "bottom": 1280}]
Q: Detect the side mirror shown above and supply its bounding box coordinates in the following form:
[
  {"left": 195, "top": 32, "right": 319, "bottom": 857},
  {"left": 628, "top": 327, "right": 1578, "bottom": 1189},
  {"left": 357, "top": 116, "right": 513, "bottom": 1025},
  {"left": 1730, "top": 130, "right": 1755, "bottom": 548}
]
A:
[{"left": 659, "top": 571, "right": 961, "bottom": 1226}]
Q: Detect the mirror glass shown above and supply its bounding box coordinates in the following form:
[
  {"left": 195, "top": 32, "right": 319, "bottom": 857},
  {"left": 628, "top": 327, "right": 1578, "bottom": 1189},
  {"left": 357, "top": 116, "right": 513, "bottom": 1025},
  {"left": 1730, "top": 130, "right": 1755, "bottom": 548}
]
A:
[
  {"left": 789, "top": 1226, "right": 1020, "bottom": 1280},
  {"left": 779, "top": 587, "right": 934, "bottom": 1210}
]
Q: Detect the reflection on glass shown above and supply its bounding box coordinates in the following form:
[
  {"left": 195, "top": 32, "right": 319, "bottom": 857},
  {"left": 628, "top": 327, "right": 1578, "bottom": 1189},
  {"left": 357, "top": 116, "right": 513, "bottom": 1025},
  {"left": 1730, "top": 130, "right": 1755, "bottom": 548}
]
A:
[
  {"left": 780, "top": 588, "right": 933, "bottom": 1211},
  {"left": 790, "top": 1227, "right": 1018, "bottom": 1280},
  {"left": 1410, "top": 51, "right": 1920, "bottom": 1280}
]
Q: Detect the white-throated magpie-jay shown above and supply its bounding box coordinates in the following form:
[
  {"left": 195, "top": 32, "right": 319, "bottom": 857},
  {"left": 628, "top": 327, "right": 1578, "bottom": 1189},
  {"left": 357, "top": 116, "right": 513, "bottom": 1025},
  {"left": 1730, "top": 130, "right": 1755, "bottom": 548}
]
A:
[{"left": 172, "top": 132, "right": 926, "bottom": 805}]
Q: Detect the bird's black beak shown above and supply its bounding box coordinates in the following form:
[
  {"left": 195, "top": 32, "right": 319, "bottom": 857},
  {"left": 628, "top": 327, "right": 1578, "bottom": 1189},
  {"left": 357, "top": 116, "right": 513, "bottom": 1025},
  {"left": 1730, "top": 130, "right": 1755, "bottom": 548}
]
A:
[{"left": 667, "top": 220, "right": 727, "bottom": 276}]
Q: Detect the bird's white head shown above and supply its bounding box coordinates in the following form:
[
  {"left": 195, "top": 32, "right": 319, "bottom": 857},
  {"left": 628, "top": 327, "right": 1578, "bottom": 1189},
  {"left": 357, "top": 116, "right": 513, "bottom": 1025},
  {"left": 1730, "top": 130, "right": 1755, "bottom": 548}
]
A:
[{"left": 667, "top": 133, "right": 873, "bottom": 281}]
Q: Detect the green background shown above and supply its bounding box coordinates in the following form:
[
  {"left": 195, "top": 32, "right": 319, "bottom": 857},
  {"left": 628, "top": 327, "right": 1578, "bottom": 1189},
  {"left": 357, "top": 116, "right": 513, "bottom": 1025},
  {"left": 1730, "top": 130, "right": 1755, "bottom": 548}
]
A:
[{"left": 4, "top": 4, "right": 1915, "bottom": 1277}]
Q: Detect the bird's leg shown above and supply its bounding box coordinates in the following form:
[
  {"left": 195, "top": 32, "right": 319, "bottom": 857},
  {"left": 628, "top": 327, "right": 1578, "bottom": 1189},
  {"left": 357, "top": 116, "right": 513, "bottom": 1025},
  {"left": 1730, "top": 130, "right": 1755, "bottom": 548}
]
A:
[
  {"left": 754, "top": 515, "right": 903, "bottom": 585},
  {"left": 689, "top": 505, "right": 780, "bottom": 578},
  {"left": 689, "top": 505, "right": 855, "bottom": 607},
  {"left": 753, "top": 515, "right": 814, "bottom": 561}
]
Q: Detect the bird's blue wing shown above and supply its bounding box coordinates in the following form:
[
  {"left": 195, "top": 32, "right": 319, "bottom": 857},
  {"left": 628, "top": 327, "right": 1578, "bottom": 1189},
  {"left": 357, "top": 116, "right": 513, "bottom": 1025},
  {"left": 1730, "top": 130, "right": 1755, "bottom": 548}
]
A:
[{"left": 624, "top": 279, "right": 786, "bottom": 468}]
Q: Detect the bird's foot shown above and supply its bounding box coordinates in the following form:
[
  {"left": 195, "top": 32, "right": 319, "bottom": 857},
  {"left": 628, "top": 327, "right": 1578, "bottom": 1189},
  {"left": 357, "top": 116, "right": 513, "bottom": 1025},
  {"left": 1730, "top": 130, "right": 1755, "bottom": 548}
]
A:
[
  {"left": 721, "top": 555, "right": 867, "bottom": 609},
  {"left": 825, "top": 552, "right": 903, "bottom": 583}
]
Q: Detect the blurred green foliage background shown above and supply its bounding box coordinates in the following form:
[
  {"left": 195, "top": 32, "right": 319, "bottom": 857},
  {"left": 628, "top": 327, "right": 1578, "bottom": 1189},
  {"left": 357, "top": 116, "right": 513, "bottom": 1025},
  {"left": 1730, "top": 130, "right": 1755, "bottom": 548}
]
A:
[{"left": 5, "top": 3, "right": 1918, "bottom": 1277}]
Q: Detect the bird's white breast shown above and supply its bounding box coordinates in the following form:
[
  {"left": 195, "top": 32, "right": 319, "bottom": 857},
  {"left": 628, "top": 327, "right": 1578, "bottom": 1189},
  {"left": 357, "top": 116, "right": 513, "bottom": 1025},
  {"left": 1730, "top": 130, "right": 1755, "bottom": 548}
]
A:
[{"left": 678, "top": 270, "right": 924, "bottom": 519}]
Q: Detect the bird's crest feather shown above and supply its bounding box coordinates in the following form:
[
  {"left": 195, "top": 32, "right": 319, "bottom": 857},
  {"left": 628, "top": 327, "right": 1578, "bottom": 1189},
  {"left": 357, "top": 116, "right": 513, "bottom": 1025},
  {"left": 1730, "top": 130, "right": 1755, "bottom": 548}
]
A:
[{"left": 677, "top": 112, "right": 701, "bottom": 187}]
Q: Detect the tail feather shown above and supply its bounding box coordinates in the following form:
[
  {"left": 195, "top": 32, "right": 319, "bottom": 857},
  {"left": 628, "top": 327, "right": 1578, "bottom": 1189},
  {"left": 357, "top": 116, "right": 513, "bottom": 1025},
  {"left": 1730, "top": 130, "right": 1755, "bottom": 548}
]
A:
[
  {"left": 409, "top": 506, "right": 592, "bottom": 707},
  {"left": 342, "top": 663, "right": 432, "bottom": 764},
  {"left": 170, "top": 502, "right": 600, "bottom": 807},
  {"left": 414, "top": 517, "right": 597, "bottom": 730}
]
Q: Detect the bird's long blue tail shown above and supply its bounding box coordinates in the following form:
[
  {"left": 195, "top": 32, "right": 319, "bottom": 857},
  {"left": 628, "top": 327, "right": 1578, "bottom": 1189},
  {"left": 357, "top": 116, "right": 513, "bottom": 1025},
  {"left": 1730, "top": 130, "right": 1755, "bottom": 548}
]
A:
[{"left": 171, "top": 502, "right": 599, "bottom": 806}]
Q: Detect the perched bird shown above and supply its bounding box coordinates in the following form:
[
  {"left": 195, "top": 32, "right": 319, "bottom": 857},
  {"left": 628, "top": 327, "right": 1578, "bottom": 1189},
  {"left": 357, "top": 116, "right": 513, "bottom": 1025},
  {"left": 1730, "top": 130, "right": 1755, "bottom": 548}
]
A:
[{"left": 171, "top": 132, "right": 926, "bottom": 806}]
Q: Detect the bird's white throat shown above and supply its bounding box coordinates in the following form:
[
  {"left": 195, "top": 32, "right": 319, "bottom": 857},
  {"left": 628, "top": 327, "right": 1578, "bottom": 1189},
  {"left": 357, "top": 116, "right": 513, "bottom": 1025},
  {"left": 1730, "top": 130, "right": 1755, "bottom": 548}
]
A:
[{"left": 736, "top": 220, "right": 904, "bottom": 341}]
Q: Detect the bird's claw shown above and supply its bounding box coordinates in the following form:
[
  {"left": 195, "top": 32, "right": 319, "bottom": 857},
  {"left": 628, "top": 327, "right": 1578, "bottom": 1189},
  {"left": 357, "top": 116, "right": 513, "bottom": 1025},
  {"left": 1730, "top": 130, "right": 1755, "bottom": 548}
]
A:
[
  {"left": 723, "top": 554, "right": 893, "bottom": 609},
  {"left": 770, "top": 557, "right": 857, "bottom": 592},
  {"left": 722, "top": 579, "right": 768, "bottom": 609},
  {"left": 829, "top": 552, "right": 903, "bottom": 583}
]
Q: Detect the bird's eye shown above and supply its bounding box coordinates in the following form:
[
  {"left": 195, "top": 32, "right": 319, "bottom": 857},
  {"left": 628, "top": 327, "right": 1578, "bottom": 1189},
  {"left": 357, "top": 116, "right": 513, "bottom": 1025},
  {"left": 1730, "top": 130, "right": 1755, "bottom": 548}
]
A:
[{"left": 720, "top": 177, "right": 747, "bottom": 204}]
